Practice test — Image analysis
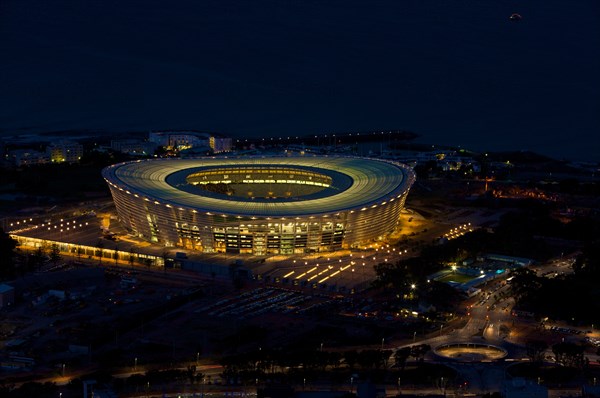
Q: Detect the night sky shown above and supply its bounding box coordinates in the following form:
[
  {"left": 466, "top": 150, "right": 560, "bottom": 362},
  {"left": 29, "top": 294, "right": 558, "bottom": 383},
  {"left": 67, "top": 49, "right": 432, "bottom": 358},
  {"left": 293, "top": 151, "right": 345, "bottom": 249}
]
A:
[{"left": 1, "top": 0, "right": 599, "bottom": 161}]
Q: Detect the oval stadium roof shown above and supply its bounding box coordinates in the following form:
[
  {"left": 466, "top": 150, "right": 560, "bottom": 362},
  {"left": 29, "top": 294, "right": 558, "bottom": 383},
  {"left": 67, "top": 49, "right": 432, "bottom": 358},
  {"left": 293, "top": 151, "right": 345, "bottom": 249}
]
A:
[{"left": 102, "top": 156, "right": 414, "bottom": 217}]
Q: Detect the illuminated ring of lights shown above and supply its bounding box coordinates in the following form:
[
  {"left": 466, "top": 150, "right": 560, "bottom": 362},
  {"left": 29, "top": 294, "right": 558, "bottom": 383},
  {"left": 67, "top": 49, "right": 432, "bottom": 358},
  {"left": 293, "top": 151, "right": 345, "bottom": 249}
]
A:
[
  {"left": 102, "top": 156, "right": 414, "bottom": 218},
  {"left": 434, "top": 343, "right": 508, "bottom": 362}
]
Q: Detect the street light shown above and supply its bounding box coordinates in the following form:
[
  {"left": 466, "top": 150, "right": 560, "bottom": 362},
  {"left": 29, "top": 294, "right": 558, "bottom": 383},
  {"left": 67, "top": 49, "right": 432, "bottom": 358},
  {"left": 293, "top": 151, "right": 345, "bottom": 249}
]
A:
[{"left": 134, "top": 357, "right": 138, "bottom": 371}]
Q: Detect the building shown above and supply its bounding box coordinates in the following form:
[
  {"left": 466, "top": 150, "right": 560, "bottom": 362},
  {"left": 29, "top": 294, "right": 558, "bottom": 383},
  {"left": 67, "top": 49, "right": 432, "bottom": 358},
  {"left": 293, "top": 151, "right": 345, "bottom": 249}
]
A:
[
  {"left": 110, "top": 139, "right": 157, "bottom": 155},
  {"left": 0, "top": 284, "right": 15, "bottom": 308},
  {"left": 503, "top": 378, "right": 548, "bottom": 398},
  {"left": 103, "top": 156, "right": 415, "bottom": 254},
  {"left": 209, "top": 136, "right": 232, "bottom": 153},
  {"left": 148, "top": 131, "right": 232, "bottom": 153},
  {"left": 47, "top": 140, "right": 83, "bottom": 163},
  {"left": 8, "top": 149, "right": 49, "bottom": 166},
  {"left": 148, "top": 131, "right": 211, "bottom": 150}
]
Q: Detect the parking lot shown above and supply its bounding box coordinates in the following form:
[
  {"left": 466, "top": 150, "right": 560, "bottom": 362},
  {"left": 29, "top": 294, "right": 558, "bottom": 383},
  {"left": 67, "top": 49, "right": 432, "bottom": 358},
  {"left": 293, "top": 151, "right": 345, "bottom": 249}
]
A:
[{"left": 195, "top": 287, "right": 324, "bottom": 320}]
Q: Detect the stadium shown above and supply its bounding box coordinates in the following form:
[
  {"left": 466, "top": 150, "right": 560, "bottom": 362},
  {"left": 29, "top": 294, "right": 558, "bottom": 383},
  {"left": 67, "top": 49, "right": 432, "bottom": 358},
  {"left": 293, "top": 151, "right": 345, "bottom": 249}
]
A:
[{"left": 102, "top": 157, "right": 415, "bottom": 255}]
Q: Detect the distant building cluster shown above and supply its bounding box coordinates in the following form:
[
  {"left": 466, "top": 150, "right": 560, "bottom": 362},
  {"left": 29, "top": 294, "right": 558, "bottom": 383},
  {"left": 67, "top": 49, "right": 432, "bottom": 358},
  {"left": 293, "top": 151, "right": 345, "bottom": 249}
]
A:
[
  {"left": 388, "top": 150, "right": 482, "bottom": 173},
  {"left": 148, "top": 131, "right": 232, "bottom": 154},
  {"left": 286, "top": 144, "right": 482, "bottom": 173},
  {"left": 110, "top": 139, "right": 157, "bottom": 156},
  {"left": 0, "top": 130, "right": 233, "bottom": 166},
  {"left": 5, "top": 140, "right": 83, "bottom": 166},
  {"left": 46, "top": 140, "right": 83, "bottom": 163},
  {"left": 110, "top": 131, "right": 232, "bottom": 156}
]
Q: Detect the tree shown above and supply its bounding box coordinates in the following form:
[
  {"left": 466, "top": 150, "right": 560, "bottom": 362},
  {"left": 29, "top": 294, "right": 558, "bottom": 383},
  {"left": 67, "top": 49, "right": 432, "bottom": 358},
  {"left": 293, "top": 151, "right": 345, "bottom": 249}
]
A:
[
  {"left": 113, "top": 245, "right": 119, "bottom": 266},
  {"left": 356, "top": 350, "right": 381, "bottom": 370},
  {"left": 27, "top": 247, "right": 46, "bottom": 272},
  {"left": 96, "top": 240, "right": 104, "bottom": 265},
  {"left": 129, "top": 247, "right": 135, "bottom": 268},
  {"left": 379, "top": 349, "right": 393, "bottom": 369},
  {"left": 573, "top": 242, "right": 600, "bottom": 277},
  {"left": 0, "top": 228, "right": 18, "bottom": 278},
  {"left": 410, "top": 344, "right": 431, "bottom": 362},
  {"left": 525, "top": 340, "right": 548, "bottom": 363},
  {"left": 394, "top": 347, "right": 412, "bottom": 370},
  {"left": 509, "top": 268, "right": 541, "bottom": 301},
  {"left": 552, "top": 342, "right": 585, "bottom": 368},
  {"left": 328, "top": 351, "right": 343, "bottom": 369},
  {"left": 186, "top": 365, "right": 197, "bottom": 384},
  {"left": 50, "top": 243, "right": 61, "bottom": 266},
  {"left": 422, "top": 281, "right": 464, "bottom": 311},
  {"left": 162, "top": 250, "right": 169, "bottom": 273},
  {"left": 344, "top": 350, "right": 359, "bottom": 370}
]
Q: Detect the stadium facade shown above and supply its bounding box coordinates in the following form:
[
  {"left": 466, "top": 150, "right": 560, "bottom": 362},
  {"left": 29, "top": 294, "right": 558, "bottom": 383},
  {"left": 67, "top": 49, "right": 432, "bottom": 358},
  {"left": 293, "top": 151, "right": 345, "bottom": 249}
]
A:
[{"left": 102, "top": 157, "right": 415, "bottom": 255}]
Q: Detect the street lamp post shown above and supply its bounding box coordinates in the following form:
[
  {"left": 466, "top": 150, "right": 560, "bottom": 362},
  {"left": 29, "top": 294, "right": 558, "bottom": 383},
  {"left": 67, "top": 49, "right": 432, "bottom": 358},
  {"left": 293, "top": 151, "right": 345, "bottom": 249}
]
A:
[
  {"left": 397, "top": 377, "right": 401, "bottom": 395},
  {"left": 134, "top": 357, "right": 138, "bottom": 371}
]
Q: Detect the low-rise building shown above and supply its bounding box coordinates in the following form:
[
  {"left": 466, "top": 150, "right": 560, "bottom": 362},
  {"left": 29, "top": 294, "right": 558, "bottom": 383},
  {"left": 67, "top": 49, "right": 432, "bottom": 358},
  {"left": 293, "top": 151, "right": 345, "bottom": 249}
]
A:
[
  {"left": 0, "top": 283, "right": 15, "bottom": 308},
  {"left": 210, "top": 136, "right": 233, "bottom": 153},
  {"left": 47, "top": 140, "right": 83, "bottom": 163},
  {"left": 8, "top": 149, "right": 49, "bottom": 166},
  {"left": 111, "top": 139, "right": 157, "bottom": 155},
  {"left": 503, "top": 378, "right": 548, "bottom": 398},
  {"left": 149, "top": 131, "right": 232, "bottom": 153},
  {"left": 149, "top": 131, "right": 211, "bottom": 150}
]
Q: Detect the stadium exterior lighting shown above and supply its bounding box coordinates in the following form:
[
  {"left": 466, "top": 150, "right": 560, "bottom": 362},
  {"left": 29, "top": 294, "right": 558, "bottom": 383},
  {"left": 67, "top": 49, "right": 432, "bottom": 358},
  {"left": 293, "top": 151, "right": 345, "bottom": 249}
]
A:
[{"left": 103, "top": 156, "right": 415, "bottom": 255}]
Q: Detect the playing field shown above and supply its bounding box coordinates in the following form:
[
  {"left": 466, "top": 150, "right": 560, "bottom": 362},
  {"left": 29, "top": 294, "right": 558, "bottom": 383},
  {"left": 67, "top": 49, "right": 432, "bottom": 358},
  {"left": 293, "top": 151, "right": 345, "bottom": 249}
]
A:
[{"left": 437, "top": 273, "right": 477, "bottom": 284}]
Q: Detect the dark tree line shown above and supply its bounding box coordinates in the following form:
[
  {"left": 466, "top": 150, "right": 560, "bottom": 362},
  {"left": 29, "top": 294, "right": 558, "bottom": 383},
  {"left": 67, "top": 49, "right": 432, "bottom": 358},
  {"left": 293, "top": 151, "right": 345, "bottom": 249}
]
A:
[
  {"left": 510, "top": 243, "right": 600, "bottom": 324},
  {"left": 217, "top": 345, "right": 431, "bottom": 383},
  {"left": 0, "top": 228, "right": 18, "bottom": 279}
]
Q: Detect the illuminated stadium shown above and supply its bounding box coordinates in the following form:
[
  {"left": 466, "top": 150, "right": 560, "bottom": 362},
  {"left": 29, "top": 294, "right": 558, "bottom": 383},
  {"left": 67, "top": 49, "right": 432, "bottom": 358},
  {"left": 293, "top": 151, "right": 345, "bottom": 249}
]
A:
[{"left": 102, "top": 157, "right": 415, "bottom": 255}]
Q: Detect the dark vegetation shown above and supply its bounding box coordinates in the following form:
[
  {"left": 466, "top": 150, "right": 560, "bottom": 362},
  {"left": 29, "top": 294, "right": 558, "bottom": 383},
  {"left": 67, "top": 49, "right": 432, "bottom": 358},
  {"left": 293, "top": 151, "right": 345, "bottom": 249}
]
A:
[
  {"left": 0, "top": 150, "right": 134, "bottom": 206},
  {"left": 0, "top": 345, "right": 457, "bottom": 397},
  {"left": 373, "top": 198, "right": 600, "bottom": 325},
  {"left": 510, "top": 243, "right": 600, "bottom": 324},
  {"left": 506, "top": 352, "right": 600, "bottom": 388}
]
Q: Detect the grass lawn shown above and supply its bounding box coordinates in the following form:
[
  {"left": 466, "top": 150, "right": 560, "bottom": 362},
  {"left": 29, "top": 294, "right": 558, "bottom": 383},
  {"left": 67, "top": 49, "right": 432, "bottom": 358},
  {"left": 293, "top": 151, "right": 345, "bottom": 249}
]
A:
[{"left": 437, "top": 273, "right": 477, "bottom": 284}]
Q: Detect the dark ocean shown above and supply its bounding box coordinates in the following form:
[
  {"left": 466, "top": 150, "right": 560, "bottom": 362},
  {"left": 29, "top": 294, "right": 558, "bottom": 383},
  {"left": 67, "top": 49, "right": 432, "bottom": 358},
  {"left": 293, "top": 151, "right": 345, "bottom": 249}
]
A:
[{"left": 1, "top": 0, "right": 599, "bottom": 161}]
